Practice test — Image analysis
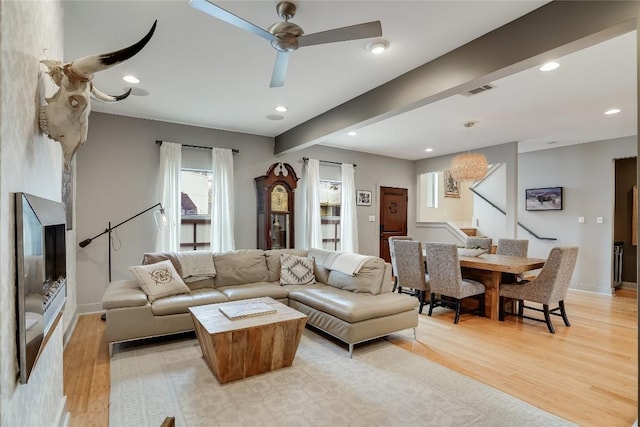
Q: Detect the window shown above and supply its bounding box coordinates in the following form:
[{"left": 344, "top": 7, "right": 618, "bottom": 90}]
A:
[
  {"left": 319, "top": 180, "right": 341, "bottom": 250},
  {"left": 180, "top": 169, "right": 212, "bottom": 251},
  {"left": 424, "top": 171, "right": 439, "bottom": 208}
]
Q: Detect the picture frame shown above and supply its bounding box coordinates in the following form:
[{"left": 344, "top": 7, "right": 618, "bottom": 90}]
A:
[
  {"left": 525, "top": 187, "right": 563, "bottom": 211},
  {"left": 356, "top": 190, "right": 372, "bottom": 206},
  {"left": 444, "top": 170, "right": 460, "bottom": 198}
]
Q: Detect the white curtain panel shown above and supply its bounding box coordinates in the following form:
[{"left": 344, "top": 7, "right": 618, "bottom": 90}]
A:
[
  {"left": 210, "top": 148, "right": 235, "bottom": 252},
  {"left": 340, "top": 163, "right": 359, "bottom": 253},
  {"left": 156, "top": 142, "right": 181, "bottom": 252},
  {"left": 296, "top": 159, "right": 322, "bottom": 249}
]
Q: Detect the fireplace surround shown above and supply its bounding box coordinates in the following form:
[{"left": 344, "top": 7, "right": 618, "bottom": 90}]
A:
[{"left": 14, "top": 192, "right": 67, "bottom": 384}]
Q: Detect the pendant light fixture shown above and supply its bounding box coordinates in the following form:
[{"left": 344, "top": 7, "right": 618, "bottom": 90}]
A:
[{"left": 449, "top": 121, "right": 488, "bottom": 182}]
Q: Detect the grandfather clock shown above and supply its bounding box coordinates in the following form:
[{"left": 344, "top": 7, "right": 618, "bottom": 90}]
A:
[{"left": 255, "top": 162, "right": 298, "bottom": 249}]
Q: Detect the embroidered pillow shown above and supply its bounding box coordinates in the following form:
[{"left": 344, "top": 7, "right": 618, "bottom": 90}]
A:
[
  {"left": 280, "top": 254, "right": 316, "bottom": 285},
  {"left": 129, "top": 260, "right": 190, "bottom": 302}
]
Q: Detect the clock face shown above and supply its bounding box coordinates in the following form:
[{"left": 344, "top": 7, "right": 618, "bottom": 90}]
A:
[{"left": 271, "top": 184, "right": 288, "bottom": 211}]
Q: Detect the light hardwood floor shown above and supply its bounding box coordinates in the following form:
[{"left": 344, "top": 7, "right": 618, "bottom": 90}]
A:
[{"left": 63, "top": 288, "right": 637, "bottom": 427}]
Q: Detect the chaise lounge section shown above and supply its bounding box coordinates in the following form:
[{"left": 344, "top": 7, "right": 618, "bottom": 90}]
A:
[{"left": 102, "top": 248, "right": 419, "bottom": 357}]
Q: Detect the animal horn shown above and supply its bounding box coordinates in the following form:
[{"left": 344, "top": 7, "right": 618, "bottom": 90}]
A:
[
  {"left": 91, "top": 86, "right": 132, "bottom": 102},
  {"left": 70, "top": 20, "right": 157, "bottom": 79}
]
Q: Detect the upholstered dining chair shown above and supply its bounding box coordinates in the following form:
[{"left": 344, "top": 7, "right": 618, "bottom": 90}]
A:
[
  {"left": 465, "top": 237, "right": 493, "bottom": 251},
  {"left": 389, "top": 236, "right": 413, "bottom": 293},
  {"left": 499, "top": 246, "right": 579, "bottom": 333},
  {"left": 496, "top": 238, "right": 529, "bottom": 282},
  {"left": 390, "top": 239, "right": 430, "bottom": 313},
  {"left": 424, "top": 242, "right": 485, "bottom": 324}
]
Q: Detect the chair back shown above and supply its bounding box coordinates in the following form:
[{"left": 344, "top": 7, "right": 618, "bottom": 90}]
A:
[
  {"left": 424, "top": 243, "right": 462, "bottom": 295},
  {"left": 466, "top": 237, "right": 492, "bottom": 250},
  {"left": 392, "top": 239, "right": 428, "bottom": 291},
  {"left": 389, "top": 236, "right": 412, "bottom": 276},
  {"left": 496, "top": 239, "right": 529, "bottom": 257},
  {"left": 531, "top": 246, "right": 579, "bottom": 303}
]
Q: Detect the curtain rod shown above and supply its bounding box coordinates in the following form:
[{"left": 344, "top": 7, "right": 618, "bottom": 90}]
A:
[
  {"left": 156, "top": 140, "right": 239, "bottom": 154},
  {"left": 302, "top": 157, "right": 356, "bottom": 167}
]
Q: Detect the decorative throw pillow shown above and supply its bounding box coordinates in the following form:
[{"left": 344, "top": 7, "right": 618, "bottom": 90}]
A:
[
  {"left": 129, "top": 260, "right": 190, "bottom": 302},
  {"left": 280, "top": 254, "right": 316, "bottom": 285}
]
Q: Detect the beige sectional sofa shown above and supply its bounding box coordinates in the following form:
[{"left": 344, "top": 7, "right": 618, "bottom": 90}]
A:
[{"left": 102, "top": 248, "right": 419, "bottom": 357}]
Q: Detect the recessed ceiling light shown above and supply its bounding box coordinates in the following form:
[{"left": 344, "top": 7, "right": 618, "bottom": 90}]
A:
[
  {"left": 275, "top": 105, "right": 288, "bottom": 112},
  {"left": 539, "top": 62, "right": 559, "bottom": 72},
  {"left": 425, "top": 148, "right": 433, "bottom": 152},
  {"left": 366, "top": 40, "right": 389, "bottom": 55},
  {"left": 605, "top": 108, "right": 621, "bottom": 115},
  {"left": 347, "top": 131, "right": 358, "bottom": 136},
  {"left": 123, "top": 75, "right": 140, "bottom": 84}
]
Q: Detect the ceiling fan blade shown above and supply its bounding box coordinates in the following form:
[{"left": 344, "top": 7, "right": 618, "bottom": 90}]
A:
[
  {"left": 189, "top": 0, "right": 276, "bottom": 42},
  {"left": 298, "top": 21, "right": 382, "bottom": 47},
  {"left": 270, "top": 52, "right": 289, "bottom": 88}
]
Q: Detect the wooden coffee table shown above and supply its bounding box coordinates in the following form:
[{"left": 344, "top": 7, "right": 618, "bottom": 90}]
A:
[{"left": 188, "top": 297, "right": 307, "bottom": 384}]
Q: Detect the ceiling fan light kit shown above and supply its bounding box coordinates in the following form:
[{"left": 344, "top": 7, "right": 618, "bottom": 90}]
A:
[
  {"left": 449, "top": 121, "right": 488, "bottom": 182},
  {"left": 190, "top": 0, "right": 382, "bottom": 87}
]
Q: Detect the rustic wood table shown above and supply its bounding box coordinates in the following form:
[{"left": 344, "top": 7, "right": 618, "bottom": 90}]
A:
[
  {"left": 189, "top": 297, "right": 307, "bottom": 384},
  {"left": 459, "top": 254, "right": 546, "bottom": 320}
]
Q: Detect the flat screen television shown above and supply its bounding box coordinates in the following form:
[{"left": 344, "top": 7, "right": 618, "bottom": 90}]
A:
[{"left": 14, "top": 192, "right": 66, "bottom": 384}]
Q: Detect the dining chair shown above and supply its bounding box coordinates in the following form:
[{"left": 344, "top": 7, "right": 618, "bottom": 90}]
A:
[
  {"left": 465, "top": 237, "right": 493, "bottom": 251},
  {"left": 498, "top": 246, "right": 579, "bottom": 333},
  {"left": 388, "top": 236, "right": 413, "bottom": 293},
  {"left": 390, "top": 239, "right": 430, "bottom": 313},
  {"left": 496, "top": 238, "right": 529, "bottom": 282},
  {"left": 425, "top": 242, "right": 485, "bottom": 323}
]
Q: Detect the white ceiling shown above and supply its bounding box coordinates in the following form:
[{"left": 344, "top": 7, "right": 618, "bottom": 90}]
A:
[{"left": 62, "top": 1, "right": 636, "bottom": 161}]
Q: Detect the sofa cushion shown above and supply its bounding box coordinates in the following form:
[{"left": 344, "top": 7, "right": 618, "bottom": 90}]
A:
[
  {"left": 102, "top": 279, "right": 149, "bottom": 309},
  {"left": 327, "top": 257, "right": 386, "bottom": 295},
  {"left": 265, "top": 249, "right": 308, "bottom": 281},
  {"left": 129, "top": 260, "right": 191, "bottom": 302},
  {"left": 217, "top": 282, "right": 289, "bottom": 301},
  {"left": 213, "top": 250, "right": 269, "bottom": 287},
  {"left": 287, "top": 286, "right": 418, "bottom": 323},
  {"left": 280, "top": 254, "right": 316, "bottom": 285},
  {"left": 307, "top": 248, "right": 340, "bottom": 284},
  {"left": 150, "top": 288, "right": 228, "bottom": 316},
  {"left": 142, "top": 252, "right": 183, "bottom": 277},
  {"left": 183, "top": 277, "right": 215, "bottom": 291}
]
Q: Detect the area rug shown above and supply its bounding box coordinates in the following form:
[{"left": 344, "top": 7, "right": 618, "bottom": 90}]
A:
[{"left": 110, "top": 329, "right": 575, "bottom": 427}]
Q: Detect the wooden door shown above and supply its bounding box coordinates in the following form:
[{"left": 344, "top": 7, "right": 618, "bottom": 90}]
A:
[{"left": 379, "top": 187, "right": 408, "bottom": 262}]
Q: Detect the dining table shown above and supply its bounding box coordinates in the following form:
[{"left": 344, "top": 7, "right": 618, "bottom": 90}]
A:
[{"left": 457, "top": 254, "right": 546, "bottom": 321}]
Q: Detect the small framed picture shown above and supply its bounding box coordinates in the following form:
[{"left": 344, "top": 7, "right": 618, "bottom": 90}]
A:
[
  {"left": 356, "top": 190, "right": 372, "bottom": 206},
  {"left": 525, "top": 187, "right": 563, "bottom": 211},
  {"left": 444, "top": 170, "right": 460, "bottom": 198}
]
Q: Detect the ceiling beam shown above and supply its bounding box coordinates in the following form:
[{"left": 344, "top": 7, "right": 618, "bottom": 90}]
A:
[{"left": 274, "top": 1, "right": 639, "bottom": 155}]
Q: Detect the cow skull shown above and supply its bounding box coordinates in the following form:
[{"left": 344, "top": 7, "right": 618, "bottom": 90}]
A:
[{"left": 40, "top": 21, "right": 157, "bottom": 169}]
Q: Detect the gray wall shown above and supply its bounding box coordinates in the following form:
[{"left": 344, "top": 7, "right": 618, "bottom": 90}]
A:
[
  {"left": 75, "top": 113, "right": 415, "bottom": 312},
  {"left": 412, "top": 136, "right": 637, "bottom": 294},
  {"left": 1, "top": 1, "right": 73, "bottom": 425}
]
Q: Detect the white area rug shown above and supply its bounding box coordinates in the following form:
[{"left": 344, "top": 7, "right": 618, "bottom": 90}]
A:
[{"left": 110, "top": 329, "right": 575, "bottom": 427}]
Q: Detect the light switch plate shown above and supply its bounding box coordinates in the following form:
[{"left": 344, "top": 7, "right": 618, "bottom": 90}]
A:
[
  {"left": 578, "top": 217, "right": 585, "bottom": 223},
  {"left": 368, "top": 215, "right": 375, "bottom": 222},
  {"left": 596, "top": 216, "right": 603, "bottom": 224}
]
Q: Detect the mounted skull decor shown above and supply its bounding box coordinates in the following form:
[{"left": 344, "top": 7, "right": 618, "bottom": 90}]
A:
[{"left": 39, "top": 20, "right": 157, "bottom": 169}]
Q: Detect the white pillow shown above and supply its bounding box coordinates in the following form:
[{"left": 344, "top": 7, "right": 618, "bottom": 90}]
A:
[
  {"left": 280, "top": 254, "right": 316, "bottom": 285},
  {"left": 129, "top": 260, "right": 190, "bottom": 302}
]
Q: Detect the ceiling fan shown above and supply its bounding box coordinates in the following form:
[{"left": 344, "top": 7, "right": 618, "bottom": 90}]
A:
[{"left": 189, "top": 0, "right": 382, "bottom": 87}]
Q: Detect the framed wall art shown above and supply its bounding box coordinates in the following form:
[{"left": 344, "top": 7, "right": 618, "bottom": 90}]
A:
[
  {"left": 525, "top": 187, "right": 563, "bottom": 211},
  {"left": 356, "top": 190, "right": 372, "bottom": 206},
  {"left": 444, "top": 170, "right": 460, "bottom": 198}
]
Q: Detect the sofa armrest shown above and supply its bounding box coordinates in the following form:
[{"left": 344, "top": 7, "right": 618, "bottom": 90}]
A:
[{"left": 102, "top": 279, "right": 148, "bottom": 309}]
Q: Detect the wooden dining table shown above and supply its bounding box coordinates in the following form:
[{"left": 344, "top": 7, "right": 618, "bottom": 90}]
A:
[{"left": 458, "top": 254, "right": 546, "bottom": 320}]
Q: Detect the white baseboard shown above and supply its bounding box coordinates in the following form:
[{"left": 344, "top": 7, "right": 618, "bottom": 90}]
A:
[
  {"left": 56, "top": 396, "right": 69, "bottom": 427},
  {"left": 77, "top": 302, "right": 105, "bottom": 314}
]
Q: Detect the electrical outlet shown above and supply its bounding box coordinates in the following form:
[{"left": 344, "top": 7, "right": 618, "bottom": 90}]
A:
[
  {"left": 368, "top": 215, "right": 376, "bottom": 222},
  {"left": 596, "top": 216, "right": 603, "bottom": 224},
  {"left": 578, "top": 217, "right": 585, "bottom": 223}
]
